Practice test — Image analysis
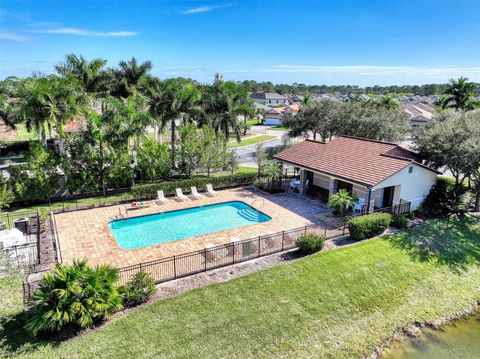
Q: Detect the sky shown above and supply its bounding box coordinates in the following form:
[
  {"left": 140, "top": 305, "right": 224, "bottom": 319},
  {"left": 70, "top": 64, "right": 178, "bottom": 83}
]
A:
[{"left": 0, "top": 0, "right": 479, "bottom": 86}]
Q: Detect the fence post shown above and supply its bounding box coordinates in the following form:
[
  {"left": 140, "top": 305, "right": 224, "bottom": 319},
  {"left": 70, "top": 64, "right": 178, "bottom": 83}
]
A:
[
  {"left": 232, "top": 243, "right": 235, "bottom": 264},
  {"left": 324, "top": 225, "right": 327, "bottom": 238},
  {"left": 62, "top": 201, "right": 65, "bottom": 212},
  {"left": 139, "top": 262, "right": 143, "bottom": 271},
  {"left": 36, "top": 212, "right": 41, "bottom": 263},
  {"left": 304, "top": 226, "right": 307, "bottom": 235},
  {"left": 6, "top": 212, "right": 10, "bottom": 229},
  {"left": 258, "top": 236, "right": 261, "bottom": 257},
  {"left": 173, "top": 255, "right": 177, "bottom": 279},
  {"left": 204, "top": 249, "right": 207, "bottom": 271},
  {"left": 281, "top": 231, "right": 285, "bottom": 251}
]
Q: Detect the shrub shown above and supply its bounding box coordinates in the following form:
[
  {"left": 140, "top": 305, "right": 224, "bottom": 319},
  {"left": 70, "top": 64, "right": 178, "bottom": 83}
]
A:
[
  {"left": 422, "top": 177, "right": 466, "bottom": 215},
  {"left": 131, "top": 173, "right": 258, "bottom": 200},
  {"left": 347, "top": 212, "right": 392, "bottom": 241},
  {"left": 122, "top": 271, "right": 156, "bottom": 307},
  {"left": 25, "top": 259, "right": 123, "bottom": 336},
  {"left": 295, "top": 233, "right": 326, "bottom": 254},
  {"left": 391, "top": 214, "right": 408, "bottom": 228}
]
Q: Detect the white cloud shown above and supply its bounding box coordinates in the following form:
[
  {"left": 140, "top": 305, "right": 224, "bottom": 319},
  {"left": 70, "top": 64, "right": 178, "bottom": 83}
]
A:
[
  {"left": 34, "top": 27, "right": 139, "bottom": 37},
  {"left": 0, "top": 30, "right": 29, "bottom": 42},
  {"left": 181, "top": 4, "right": 230, "bottom": 14}
]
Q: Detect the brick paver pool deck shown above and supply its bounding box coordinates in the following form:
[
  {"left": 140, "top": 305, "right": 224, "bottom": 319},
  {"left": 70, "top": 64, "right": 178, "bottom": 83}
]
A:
[{"left": 54, "top": 187, "right": 330, "bottom": 268}]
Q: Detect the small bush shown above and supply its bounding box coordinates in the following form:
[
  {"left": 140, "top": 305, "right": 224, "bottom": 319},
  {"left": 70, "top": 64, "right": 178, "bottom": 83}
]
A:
[
  {"left": 25, "top": 259, "right": 122, "bottom": 336},
  {"left": 391, "top": 214, "right": 408, "bottom": 228},
  {"left": 348, "top": 213, "right": 392, "bottom": 241},
  {"left": 296, "top": 233, "right": 325, "bottom": 254},
  {"left": 122, "top": 271, "right": 156, "bottom": 307},
  {"left": 422, "top": 177, "right": 466, "bottom": 215}
]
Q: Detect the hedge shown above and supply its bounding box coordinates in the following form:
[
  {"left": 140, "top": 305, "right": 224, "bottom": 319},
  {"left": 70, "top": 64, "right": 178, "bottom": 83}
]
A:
[
  {"left": 295, "top": 233, "right": 325, "bottom": 255},
  {"left": 131, "top": 173, "right": 259, "bottom": 200},
  {"left": 347, "top": 212, "right": 392, "bottom": 241}
]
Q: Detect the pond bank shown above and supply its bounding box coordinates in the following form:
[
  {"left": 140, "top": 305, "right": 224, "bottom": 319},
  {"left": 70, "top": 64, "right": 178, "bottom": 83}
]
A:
[{"left": 369, "top": 302, "right": 480, "bottom": 358}]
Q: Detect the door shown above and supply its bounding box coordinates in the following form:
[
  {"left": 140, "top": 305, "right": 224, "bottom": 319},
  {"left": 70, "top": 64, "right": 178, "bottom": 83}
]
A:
[
  {"left": 382, "top": 186, "right": 395, "bottom": 208},
  {"left": 337, "top": 180, "right": 353, "bottom": 194}
]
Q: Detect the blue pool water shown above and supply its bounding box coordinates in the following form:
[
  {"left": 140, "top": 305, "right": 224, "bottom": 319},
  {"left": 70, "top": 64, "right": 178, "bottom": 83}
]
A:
[{"left": 108, "top": 201, "right": 271, "bottom": 249}]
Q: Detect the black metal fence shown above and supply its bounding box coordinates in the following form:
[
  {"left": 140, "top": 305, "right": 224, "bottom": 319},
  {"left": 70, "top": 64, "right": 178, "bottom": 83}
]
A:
[
  {"left": 374, "top": 199, "right": 411, "bottom": 216},
  {"left": 117, "top": 221, "right": 348, "bottom": 286},
  {"left": 0, "top": 209, "right": 39, "bottom": 230},
  {"left": 1, "top": 242, "right": 39, "bottom": 271}
]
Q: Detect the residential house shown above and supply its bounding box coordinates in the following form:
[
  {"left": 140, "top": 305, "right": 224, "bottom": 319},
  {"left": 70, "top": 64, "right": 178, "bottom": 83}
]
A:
[
  {"left": 402, "top": 104, "right": 434, "bottom": 131},
  {"left": 274, "top": 136, "right": 439, "bottom": 212},
  {"left": 251, "top": 91, "right": 288, "bottom": 106},
  {"left": 264, "top": 103, "right": 300, "bottom": 126}
]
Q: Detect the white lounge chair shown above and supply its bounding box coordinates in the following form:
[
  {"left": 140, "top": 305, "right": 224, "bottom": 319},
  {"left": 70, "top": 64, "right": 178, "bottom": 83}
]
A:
[
  {"left": 206, "top": 184, "right": 217, "bottom": 195},
  {"left": 156, "top": 190, "right": 169, "bottom": 203},
  {"left": 190, "top": 186, "right": 205, "bottom": 199},
  {"left": 175, "top": 188, "right": 188, "bottom": 201}
]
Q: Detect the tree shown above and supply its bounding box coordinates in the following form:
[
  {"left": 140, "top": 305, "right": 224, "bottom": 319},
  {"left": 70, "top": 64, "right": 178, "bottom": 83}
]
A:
[
  {"left": 148, "top": 79, "right": 203, "bottom": 167},
  {"left": 0, "top": 173, "right": 14, "bottom": 211},
  {"left": 327, "top": 189, "right": 354, "bottom": 216},
  {"left": 177, "top": 123, "right": 202, "bottom": 177},
  {"left": 262, "top": 160, "right": 282, "bottom": 191},
  {"left": 55, "top": 53, "right": 109, "bottom": 97},
  {"left": 111, "top": 57, "right": 153, "bottom": 98},
  {"left": 200, "top": 126, "right": 226, "bottom": 176},
  {"left": 415, "top": 109, "right": 480, "bottom": 211},
  {"left": 226, "top": 150, "right": 238, "bottom": 175},
  {"left": 439, "top": 77, "right": 480, "bottom": 111},
  {"left": 137, "top": 139, "right": 171, "bottom": 180},
  {"left": 331, "top": 101, "right": 409, "bottom": 142},
  {"left": 285, "top": 99, "right": 339, "bottom": 141},
  {"left": 255, "top": 143, "right": 267, "bottom": 176}
]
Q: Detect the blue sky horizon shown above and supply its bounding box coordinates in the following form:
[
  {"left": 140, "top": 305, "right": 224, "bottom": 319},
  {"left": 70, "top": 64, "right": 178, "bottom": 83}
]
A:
[{"left": 1, "top": 0, "right": 479, "bottom": 86}]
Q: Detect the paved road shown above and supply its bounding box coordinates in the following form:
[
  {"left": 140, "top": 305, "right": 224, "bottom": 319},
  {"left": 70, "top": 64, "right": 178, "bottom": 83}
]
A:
[{"left": 230, "top": 126, "right": 292, "bottom": 167}]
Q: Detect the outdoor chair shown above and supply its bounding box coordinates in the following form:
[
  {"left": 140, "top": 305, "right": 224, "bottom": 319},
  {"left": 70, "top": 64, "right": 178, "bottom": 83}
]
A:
[
  {"left": 175, "top": 188, "right": 189, "bottom": 201},
  {"left": 353, "top": 197, "right": 366, "bottom": 214},
  {"left": 206, "top": 184, "right": 217, "bottom": 196},
  {"left": 190, "top": 186, "right": 205, "bottom": 199},
  {"left": 156, "top": 190, "right": 170, "bottom": 204}
]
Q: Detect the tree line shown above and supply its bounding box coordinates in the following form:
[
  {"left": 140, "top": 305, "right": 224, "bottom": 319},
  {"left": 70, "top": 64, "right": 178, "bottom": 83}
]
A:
[
  {"left": 0, "top": 54, "right": 258, "bottom": 205},
  {"left": 238, "top": 79, "right": 480, "bottom": 96}
]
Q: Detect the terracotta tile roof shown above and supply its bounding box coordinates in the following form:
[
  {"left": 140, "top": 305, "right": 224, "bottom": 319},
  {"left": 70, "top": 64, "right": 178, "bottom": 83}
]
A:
[
  {"left": 274, "top": 136, "right": 437, "bottom": 186},
  {"left": 64, "top": 118, "right": 87, "bottom": 133}
]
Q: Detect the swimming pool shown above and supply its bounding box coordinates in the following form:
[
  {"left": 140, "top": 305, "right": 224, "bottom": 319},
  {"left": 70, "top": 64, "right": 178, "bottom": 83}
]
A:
[{"left": 108, "top": 201, "right": 271, "bottom": 249}]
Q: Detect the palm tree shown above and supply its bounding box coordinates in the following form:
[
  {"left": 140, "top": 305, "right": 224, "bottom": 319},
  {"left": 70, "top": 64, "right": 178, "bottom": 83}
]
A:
[
  {"left": 25, "top": 259, "right": 122, "bottom": 335},
  {"left": 55, "top": 53, "right": 109, "bottom": 97},
  {"left": 147, "top": 79, "right": 203, "bottom": 167},
  {"left": 439, "top": 77, "right": 480, "bottom": 110},
  {"left": 111, "top": 57, "right": 153, "bottom": 98},
  {"left": 262, "top": 160, "right": 283, "bottom": 191},
  {"left": 327, "top": 189, "right": 355, "bottom": 216}
]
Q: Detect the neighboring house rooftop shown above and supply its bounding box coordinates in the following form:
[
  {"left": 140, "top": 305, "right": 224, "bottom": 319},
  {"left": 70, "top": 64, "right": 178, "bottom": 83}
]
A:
[
  {"left": 402, "top": 105, "right": 434, "bottom": 121},
  {"left": 251, "top": 91, "right": 287, "bottom": 100},
  {"left": 274, "top": 136, "right": 439, "bottom": 187},
  {"left": 64, "top": 118, "right": 87, "bottom": 133}
]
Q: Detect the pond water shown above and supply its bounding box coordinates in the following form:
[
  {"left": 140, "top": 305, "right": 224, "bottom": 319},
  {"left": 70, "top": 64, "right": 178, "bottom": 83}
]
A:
[{"left": 382, "top": 313, "right": 480, "bottom": 359}]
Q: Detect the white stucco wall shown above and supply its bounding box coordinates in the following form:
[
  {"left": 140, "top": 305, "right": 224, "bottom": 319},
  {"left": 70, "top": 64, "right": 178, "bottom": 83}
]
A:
[
  {"left": 374, "top": 164, "right": 437, "bottom": 210},
  {"left": 313, "top": 173, "right": 330, "bottom": 190}
]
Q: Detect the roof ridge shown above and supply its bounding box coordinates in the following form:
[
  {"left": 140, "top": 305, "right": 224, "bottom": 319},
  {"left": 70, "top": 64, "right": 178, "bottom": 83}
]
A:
[{"left": 337, "top": 135, "right": 398, "bottom": 146}]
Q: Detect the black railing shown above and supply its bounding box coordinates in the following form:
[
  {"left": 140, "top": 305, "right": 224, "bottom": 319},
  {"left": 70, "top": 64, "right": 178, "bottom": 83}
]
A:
[
  {"left": 1, "top": 242, "right": 39, "bottom": 271},
  {"left": 374, "top": 199, "right": 411, "bottom": 216},
  {"left": 117, "top": 220, "right": 348, "bottom": 286},
  {"left": 0, "top": 209, "right": 39, "bottom": 230}
]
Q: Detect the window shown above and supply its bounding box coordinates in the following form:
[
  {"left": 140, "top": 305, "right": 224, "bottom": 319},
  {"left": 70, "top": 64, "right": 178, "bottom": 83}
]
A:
[{"left": 408, "top": 166, "right": 413, "bottom": 173}]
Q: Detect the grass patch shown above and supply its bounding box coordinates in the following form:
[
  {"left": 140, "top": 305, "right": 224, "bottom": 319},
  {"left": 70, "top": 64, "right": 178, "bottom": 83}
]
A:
[
  {"left": 0, "top": 274, "right": 23, "bottom": 317},
  {"left": 2, "top": 216, "right": 480, "bottom": 358},
  {"left": 227, "top": 135, "right": 276, "bottom": 148},
  {"left": 270, "top": 125, "right": 289, "bottom": 131},
  {"left": 246, "top": 119, "right": 262, "bottom": 126}
]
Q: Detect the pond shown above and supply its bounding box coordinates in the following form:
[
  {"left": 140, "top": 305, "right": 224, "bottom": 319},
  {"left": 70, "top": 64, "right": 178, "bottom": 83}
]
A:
[{"left": 382, "top": 313, "right": 480, "bottom": 359}]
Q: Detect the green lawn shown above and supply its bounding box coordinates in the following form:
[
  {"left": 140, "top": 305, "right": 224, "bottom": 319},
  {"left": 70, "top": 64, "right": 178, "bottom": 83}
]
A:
[
  {"left": 228, "top": 135, "right": 276, "bottom": 148},
  {"left": 11, "top": 124, "right": 38, "bottom": 141},
  {"left": 246, "top": 119, "right": 262, "bottom": 126},
  {"left": 270, "top": 125, "right": 289, "bottom": 131},
  {"left": 2, "top": 216, "right": 479, "bottom": 358}
]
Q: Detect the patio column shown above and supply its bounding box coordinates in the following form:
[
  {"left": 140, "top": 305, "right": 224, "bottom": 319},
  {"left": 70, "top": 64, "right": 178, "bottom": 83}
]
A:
[
  {"left": 299, "top": 169, "right": 306, "bottom": 195},
  {"left": 328, "top": 178, "right": 337, "bottom": 196},
  {"left": 366, "top": 187, "right": 375, "bottom": 213}
]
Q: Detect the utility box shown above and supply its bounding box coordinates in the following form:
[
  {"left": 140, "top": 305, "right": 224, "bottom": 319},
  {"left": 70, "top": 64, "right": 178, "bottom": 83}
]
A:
[{"left": 14, "top": 218, "right": 29, "bottom": 234}]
